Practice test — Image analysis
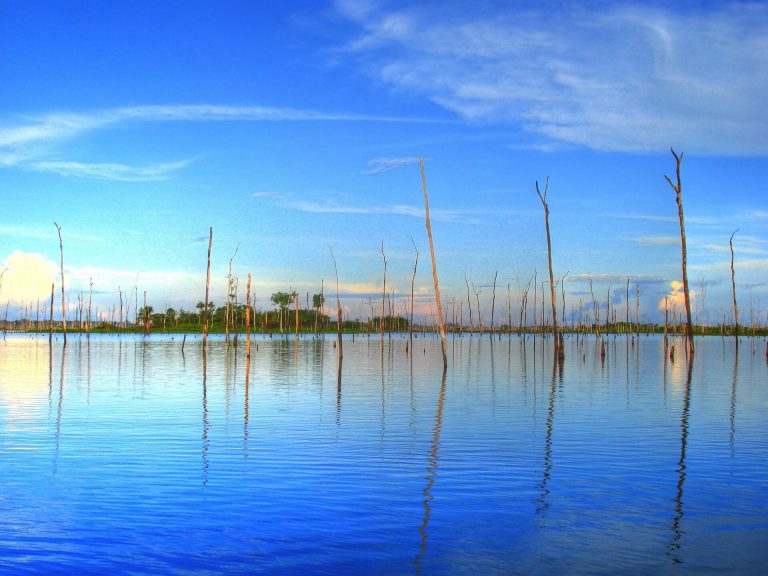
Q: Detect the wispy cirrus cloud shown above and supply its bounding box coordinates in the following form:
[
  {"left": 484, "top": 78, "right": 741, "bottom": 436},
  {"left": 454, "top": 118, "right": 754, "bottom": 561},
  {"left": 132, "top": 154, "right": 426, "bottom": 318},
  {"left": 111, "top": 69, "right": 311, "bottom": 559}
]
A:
[
  {"left": 0, "top": 224, "right": 102, "bottom": 243},
  {"left": 610, "top": 212, "right": 717, "bottom": 226},
  {"left": 0, "top": 104, "right": 446, "bottom": 182},
  {"left": 632, "top": 235, "right": 679, "bottom": 246},
  {"left": 30, "top": 159, "right": 191, "bottom": 181},
  {"left": 252, "top": 191, "right": 285, "bottom": 199},
  {"left": 287, "top": 199, "right": 478, "bottom": 223},
  {"left": 568, "top": 273, "right": 666, "bottom": 285},
  {"left": 336, "top": 1, "right": 768, "bottom": 154},
  {"left": 364, "top": 156, "right": 421, "bottom": 174},
  {"left": 0, "top": 104, "right": 444, "bottom": 151}
]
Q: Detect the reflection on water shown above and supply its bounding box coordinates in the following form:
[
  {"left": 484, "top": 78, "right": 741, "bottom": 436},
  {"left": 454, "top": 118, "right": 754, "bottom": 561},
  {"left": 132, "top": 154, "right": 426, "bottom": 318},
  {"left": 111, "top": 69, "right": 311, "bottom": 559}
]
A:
[
  {"left": 669, "top": 359, "right": 693, "bottom": 564},
  {"left": 414, "top": 368, "right": 447, "bottom": 573},
  {"left": 0, "top": 333, "right": 766, "bottom": 574}
]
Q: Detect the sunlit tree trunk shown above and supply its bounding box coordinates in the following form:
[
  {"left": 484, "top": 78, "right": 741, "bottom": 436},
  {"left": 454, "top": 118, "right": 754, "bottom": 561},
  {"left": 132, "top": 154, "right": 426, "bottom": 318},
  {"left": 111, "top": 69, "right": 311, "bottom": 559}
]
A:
[
  {"left": 536, "top": 178, "right": 559, "bottom": 354},
  {"left": 54, "top": 222, "right": 67, "bottom": 345},
  {"left": 665, "top": 149, "right": 694, "bottom": 357},
  {"left": 203, "top": 227, "right": 213, "bottom": 349},
  {"left": 419, "top": 157, "right": 447, "bottom": 369}
]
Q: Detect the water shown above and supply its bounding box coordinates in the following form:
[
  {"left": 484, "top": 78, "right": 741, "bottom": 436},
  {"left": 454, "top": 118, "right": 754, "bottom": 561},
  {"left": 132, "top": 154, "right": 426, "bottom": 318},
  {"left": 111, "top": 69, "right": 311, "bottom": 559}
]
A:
[{"left": 1, "top": 333, "right": 766, "bottom": 575}]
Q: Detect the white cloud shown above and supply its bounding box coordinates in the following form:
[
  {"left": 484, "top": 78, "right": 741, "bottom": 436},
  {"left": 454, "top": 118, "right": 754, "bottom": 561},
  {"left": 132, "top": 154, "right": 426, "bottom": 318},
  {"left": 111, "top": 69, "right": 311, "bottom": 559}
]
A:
[
  {"left": 286, "top": 199, "right": 479, "bottom": 223},
  {"left": 364, "top": 156, "right": 421, "bottom": 174},
  {"left": 0, "top": 104, "right": 442, "bottom": 152},
  {"left": 338, "top": 2, "right": 768, "bottom": 154},
  {"left": 30, "top": 159, "right": 191, "bottom": 181},
  {"left": 632, "top": 235, "right": 679, "bottom": 246},
  {"left": 658, "top": 280, "right": 697, "bottom": 311},
  {"left": 0, "top": 251, "right": 58, "bottom": 304}
]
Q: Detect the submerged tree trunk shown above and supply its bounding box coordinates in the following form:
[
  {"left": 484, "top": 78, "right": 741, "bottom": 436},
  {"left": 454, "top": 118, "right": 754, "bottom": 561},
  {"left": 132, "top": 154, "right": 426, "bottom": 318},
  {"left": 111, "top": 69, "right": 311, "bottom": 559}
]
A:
[
  {"left": 49, "top": 282, "right": 54, "bottom": 343},
  {"left": 729, "top": 229, "right": 739, "bottom": 345},
  {"left": 536, "top": 178, "right": 559, "bottom": 355},
  {"left": 54, "top": 222, "right": 67, "bottom": 345},
  {"left": 665, "top": 149, "right": 694, "bottom": 357},
  {"left": 419, "top": 157, "right": 447, "bottom": 369},
  {"left": 203, "top": 226, "right": 213, "bottom": 349},
  {"left": 490, "top": 271, "right": 497, "bottom": 339},
  {"left": 381, "top": 241, "right": 387, "bottom": 342},
  {"left": 410, "top": 238, "right": 419, "bottom": 351},
  {"left": 330, "top": 248, "right": 343, "bottom": 360},
  {"left": 88, "top": 278, "right": 93, "bottom": 335}
]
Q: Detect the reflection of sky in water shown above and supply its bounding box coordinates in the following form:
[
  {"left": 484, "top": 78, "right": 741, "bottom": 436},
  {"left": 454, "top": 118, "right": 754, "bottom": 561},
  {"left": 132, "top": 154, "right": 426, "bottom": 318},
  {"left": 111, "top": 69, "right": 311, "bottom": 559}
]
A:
[
  {"left": 0, "top": 337, "right": 51, "bottom": 430},
  {"left": 0, "top": 333, "right": 765, "bottom": 575}
]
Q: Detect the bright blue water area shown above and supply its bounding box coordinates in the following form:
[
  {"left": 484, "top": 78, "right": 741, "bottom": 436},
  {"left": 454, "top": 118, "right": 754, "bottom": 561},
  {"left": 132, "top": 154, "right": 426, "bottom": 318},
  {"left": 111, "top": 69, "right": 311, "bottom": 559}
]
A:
[{"left": 1, "top": 333, "right": 766, "bottom": 574}]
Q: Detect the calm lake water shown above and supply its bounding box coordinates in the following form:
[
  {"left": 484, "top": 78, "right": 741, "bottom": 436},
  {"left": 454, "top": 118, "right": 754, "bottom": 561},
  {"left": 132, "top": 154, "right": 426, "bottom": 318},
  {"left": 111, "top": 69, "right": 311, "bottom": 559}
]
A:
[{"left": 1, "top": 332, "right": 766, "bottom": 575}]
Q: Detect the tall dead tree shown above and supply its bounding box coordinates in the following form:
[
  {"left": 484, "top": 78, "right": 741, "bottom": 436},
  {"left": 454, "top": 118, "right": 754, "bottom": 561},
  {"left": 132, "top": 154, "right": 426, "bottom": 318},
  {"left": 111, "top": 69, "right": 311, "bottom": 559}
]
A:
[
  {"left": 53, "top": 222, "right": 67, "bottom": 345},
  {"left": 330, "top": 248, "right": 343, "bottom": 360},
  {"left": 409, "top": 237, "right": 419, "bottom": 351},
  {"left": 245, "top": 273, "right": 252, "bottom": 360},
  {"left": 729, "top": 229, "right": 739, "bottom": 343},
  {"left": 226, "top": 245, "right": 239, "bottom": 345},
  {"left": 381, "top": 241, "right": 387, "bottom": 342},
  {"left": 87, "top": 278, "right": 93, "bottom": 334},
  {"left": 419, "top": 157, "right": 447, "bottom": 369},
  {"left": 48, "top": 282, "right": 54, "bottom": 341},
  {"left": 665, "top": 149, "right": 694, "bottom": 356},
  {"left": 490, "top": 271, "right": 498, "bottom": 339},
  {"left": 203, "top": 226, "right": 213, "bottom": 349},
  {"left": 536, "top": 180, "right": 558, "bottom": 353}
]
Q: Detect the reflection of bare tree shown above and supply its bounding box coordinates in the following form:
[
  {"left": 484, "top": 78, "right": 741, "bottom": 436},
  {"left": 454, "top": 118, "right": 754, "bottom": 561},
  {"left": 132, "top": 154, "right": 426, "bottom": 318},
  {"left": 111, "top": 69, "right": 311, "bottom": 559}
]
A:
[
  {"left": 48, "top": 340, "right": 53, "bottom": 417},
  {"left": 202, "top": 348, "right": 209, "bottom": 485},
  {"left": 336, "top": 357, "right": 343, "bottom": 426},
  {"left": 244, "top": 352, "right": 250, "bottom": 458},
  {"left": 729, "top": 348, "right": 738, "bottom": 458},
  {"left": 54, "top": 343, "right": 65, "bottom": 474},
  {"left": 669, "top": 359, "right": 694, "bottom": 563},
  {"left": 536, "top": 353, "right": 558, "bottom": 515},
  {"left": 414, "top": 368, "right": 447, "bottom": 573}
]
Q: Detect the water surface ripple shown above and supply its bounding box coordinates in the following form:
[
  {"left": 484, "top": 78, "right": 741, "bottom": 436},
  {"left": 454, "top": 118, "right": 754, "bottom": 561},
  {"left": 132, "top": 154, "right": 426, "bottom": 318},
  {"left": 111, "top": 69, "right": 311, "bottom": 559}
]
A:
[{"left": 1, "top": 333, "right": 766, "bottom": 574}]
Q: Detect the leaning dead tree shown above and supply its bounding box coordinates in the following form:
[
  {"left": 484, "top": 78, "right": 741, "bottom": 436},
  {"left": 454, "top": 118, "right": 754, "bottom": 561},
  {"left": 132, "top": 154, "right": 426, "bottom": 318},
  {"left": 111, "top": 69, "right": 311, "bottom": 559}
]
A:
[
  {"left": 203, "top": 226, "right": 213, "bottom": 349},
  {"left": 419, "top": 157, "right": 447, "bottom": 369},
  {"left": 536, "top": 178, "right": 559, "bottom": 355},
  {"left": 53, "top": 221, "right": 67, "bottom": 345},
  {"left": 729, "top": 229, "right": 739, "bottom": 343},
  {"left": 665, "top": 149, "right": 694, "bottom": 357}
]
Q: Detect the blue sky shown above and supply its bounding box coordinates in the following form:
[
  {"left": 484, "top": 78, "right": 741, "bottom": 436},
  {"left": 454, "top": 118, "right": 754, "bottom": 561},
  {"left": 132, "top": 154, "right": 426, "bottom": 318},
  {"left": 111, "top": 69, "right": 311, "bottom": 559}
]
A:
[{"left": 1, "top": 0, "right": 766, "bottom": 326}]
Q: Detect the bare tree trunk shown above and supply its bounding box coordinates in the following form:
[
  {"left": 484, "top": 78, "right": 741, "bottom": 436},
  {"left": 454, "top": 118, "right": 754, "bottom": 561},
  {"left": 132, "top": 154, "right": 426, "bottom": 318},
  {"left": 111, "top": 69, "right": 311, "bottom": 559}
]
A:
[
  {"left": 294, "top": 290, "right": 299, "bottom": 337},
  {"left": 472, "top": 280, "right": 483, "bottom": 335},
  {"left": 729, "top": 229, "right": 739, "bottom": 345},
  {"left": 465, "top": 272, "right": 473, "bottom": 333},
  {"left": 330, "top": 248, "right": 343, "bottom": 360},
  {"left": 536, "top": 179, "right": 559, "bottom": 354},
  {"left": 53, "top": 221, "right": 67, "bottom": 345},
  {"left": 626, "top": 278, "right": 630, "bottom": 334},
  {"left": 203, "top": 226, "right": 213, "bottom": 349},
  {"left": 49, "top": 282, "right": 54, "bottom": 343},
  {"left": 410, "top": 238, "right": 419, "bottom": 352},
  {"left": 665, "top": 149, "right": 694, "bottom": 357},
  {"left": 143, "top": 290, "right": 149, "bottom": 335},
  {"left": 419, "top": 157, "right": 447, "bottom": 369},
  {"left": 381, "top": 241, "right": 386, "bottom": 343},
  {"left": 664, "top": 296, "right": 669, "bottom": 350},
  {"left": 226, "top": 246, "right": 239, "bottom": 345},
  {"left": 88, "top": 278, "right": 93, "bottom": 335},
  {"left": 490, "top": 271, "right": 497, "bottom": 339}
]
